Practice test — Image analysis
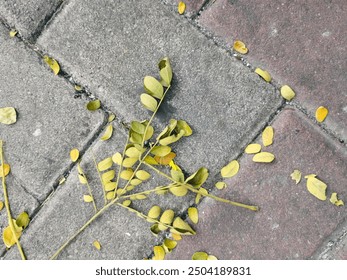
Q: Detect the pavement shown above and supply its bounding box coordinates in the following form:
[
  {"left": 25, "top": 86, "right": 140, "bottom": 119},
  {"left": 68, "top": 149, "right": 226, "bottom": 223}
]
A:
[{"left": 0, "top": 0, "right": 346, "bottom": 260}]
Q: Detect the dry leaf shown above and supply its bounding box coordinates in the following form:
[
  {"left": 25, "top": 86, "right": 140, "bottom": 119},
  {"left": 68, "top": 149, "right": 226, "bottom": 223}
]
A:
[
  {"left": 43, "top": 55, "right": 60, "bottom": 75},
  {"left": 136, "top": 170, "right": 151, "bottom": 181},
  {"left": 70, "top": 148, "right": 79, "bottom": 162},
  {"left": 140, "top": 94, "right": 158, "bottom": 112},
  {"left": 74, "top": 85, "right": 82, "bottom": 91},
  {"left": 108, "top": 114, "right": 115, "bottom": 122},
  {"left": 252, "top": 152, "right": 275, "bottom": 163},
  {"left": 0, "top": 201, "right": 3, "bottom": 211},
  {"left": 144, "top": 76, "right": 163, "bottom": 99},
  {"left": 280, "top": 85, "right": 295, "bottom": 101},
  {"left": 207, "top": 255, "right": 218, "bottom": 260},
  {"left": 122, "top": 157, "right": 138, "bottom": 168},
  {"left": 97, "top": 157, "right": 113, "bottom": 171},
  {"left": 112, "top": 152, "right": 123, "bottom": 165},
  {"left": 93, "top": 240, "right": 101, "bottom": 250},
  {"left": 262, "top": 126, "right": 274, "bottom": 147},
  {"left": 163, "top": 239, "right": 177, "bottom": 252},
  {"left": 255, "top": 68, "right": 271, "bottom": 82},
  {"left": 155, "top": 152, "right": 176, "bottom": 165},
  {"left": 192, "top": 251, "right": 208, "bottom": 260},
  {"left": 16, "top": 212, "right": 30, "bottom": 229},
  {"left": 233, "top": 40, "right": 248, "bottom": 54},
  {"left": 83, "top": 195, "right": 94, "bottom": 203},
  {"left": 2, "top": 225, "right": 22, "bottom": 248},
  {"left": 171, "top": 233, "right": 182, "bottom": 241},
  {"left": 148, "top": 205, "right": 161, "bottom": 220},
  {"left": 188, "top": 207, "right": 198, "bottom": 224},
  {"left": 290, "top": 170, "right": 302, "bottom": 184},
  {"left": 330, "top": 193, "right": 344, "bottom": 206},
  {"left": 215, "top": 181, "right": 226, "bottom": 190},
  {"left": 151, "top": 146, "right": 171, "bottom": 157},
  {"left": 245, "top": 143, "right": 261, "bottom": 154},
  {"left": 0, "top": 107, "right": 17, "bottom": 125},
  {"left": 153, "top": 246, "right": 165, "bottom": 260},
  {"left": 306, "top": 176, "right": 327, "bottom": 201},
  {"left": 120, "top": 169, "right": 134, "bottom": 180},
  {"left": 178, "top": 2, "right": 186, "bottom": 15},
  {"left": 172, "top": 217, "right": 195, "bottom": 235},
  {"left": 221, "top": 160, "right": 239, "bottom": 178},
  {"left": 100, "top": 125, "right": 113, "bottom": 141},
  {"left": 158, "top": 209, "right": 175, "bottom": 231},
  {"left": 86, "top": 100, "right": 101, "bottom": 111},
  {"left": 9, "top": 29, "right": 17, "bottom": 37},
  {"left": 0, "top": 163, "right": 11, "bottom": 177},
  {"left": 169, "top": 185, "right": 188, "bottom": 197},
  {"left": 315, "top": 106, "right": 328, "bottom": 123}
]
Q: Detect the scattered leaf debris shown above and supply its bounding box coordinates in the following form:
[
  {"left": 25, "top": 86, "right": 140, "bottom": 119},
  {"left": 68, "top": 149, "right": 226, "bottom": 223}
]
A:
[
  {"left": 221, "top": 160, "right": 239, "bottom": 178},
  {"left": 245, "top": 143, "right": 261, "bottom": 154},
  {"left": 87, "top": 100, "right": 101, "bottom": 111},
  {"left": 280, "top": 85, "right": 295, "bottom": 101},
  {"left": 93, "top": 240, "right": 101, "bottom": 250},
  {"left": 178, "top": 2, "right": 186, "bottom": 15},
  {"left": 233, "top": 40, "right": 248, "bottom": 54},
  {"left": 70, "top": 148, "right": 80, "bottom": 162},
  {"left": 315, "top": 106, "right": 328, "bottom": 123},
  {"left": 43, "top": 55, "right": 60, "bottom": 75},
  {"left": 262, "top": 126, "right": 274, "bottom": 147},
  {"left": 100, "top": 125, "right": 113, "bottom": 141},
  {"left": 330, "top": 193, "right": 344, "bottom": 206},
  {"left": 0, "top": 107, "right": 17, "bottom": 125},
  {"left": 215, "top": 181, "right": 226, "bottom": 190},
  {"left": 9, "top": 29, "right": 17, "bottom": 38},
  {"left": 290, "top": 169, "right": 302, "bottom": 184},
  {"left": 252, "top": 152, "right": 275, "bottom": 163},
  {"left": 305, "top": 175, "right": 327, "bottom": 201},
  {"left": 255, "top": 68, "right": 271, "bottom": 82}
]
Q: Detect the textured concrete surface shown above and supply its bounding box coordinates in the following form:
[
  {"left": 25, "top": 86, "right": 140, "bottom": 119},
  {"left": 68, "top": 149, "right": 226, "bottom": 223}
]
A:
[
  {"left": 0, "top": 23, "right": 105, "bottom": 201},
  {"left": 199, "top": 0, "right": 347, "bottom": 143},
  {"left": 167, "top": 108, "right": 347, "bottom": 259},
  {"left": 0, "top": 0, "right": 62, "bottom": 41},
  {"left": 37, "top": 0, "right": 282, "bottom": 179}
]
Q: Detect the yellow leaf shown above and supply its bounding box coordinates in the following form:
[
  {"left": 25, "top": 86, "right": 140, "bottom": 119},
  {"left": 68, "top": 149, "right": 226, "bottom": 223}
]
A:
[
  {"left": 97, "top": 157, "right": 113, "bottom": 171},
  {"left": 153, "top": 246, "right": 165, "bottom": 260},
  {"left": 83, "top": 195, "right": 93, "bottom": 202},
  {"left": 2, "top": 225, "right": 22, "bottom": 248},
  {"left": 101, "top": 170, "right": 115, "bottom": 183},
  {"left": 195, "top": 187, "right": 208, "bottom": 204},
  {"left": 86, "top": 100, "right": 101, "bottom": 111},
  {"left": 171, "top": 233, "right": 182, "bottom": 241},
  {"left": 169, "top": 185, "right": 188, "bottom": 196},
  {"left": 245, "top": 143, "right": 261, "bottom": 154},
  {"left": 169, "top": 160, "right": 181, "bottom": 171},
  {"left": 151, "top": 146, "right": 171, "bottom": 157},
  {"left": 122, "top": 200, "right": 131, "bottom": 207},
  {"left": 215, "top": 181, "right": 226, "bottom": 190},
  {"left": 130, "top": 178, "right": 142, "bottom": 186},
  {"left": 262, "top": 126, "right": 274, "bottom": 147},
  {"left": 112, "top": 152, "right": 123, "bottom": 165},
  {"left": 108, "top": 113, "right": 115, "bottom": 122},
  {"left": 122, "top": 157, "right": 138, "bottom": 168},
  {"left": 172, "top": 217, "right": 195, "bottom": 235},
  {"left": 233, "top": 40, "right": 248, "bottom": 54},
  {"left": 0, "top": 163, "right": 11, "bottom": 177},
  {"left": 93, "top": 240, "right": 101, "bottom": 250},
  {"left": 144, "top": 76, "right": 163, "bottom": 99},
  {"left": 9, "top": 29, "right": 17, "bottom": 37},
  {"left": 306, "top": 176, "right": 327, "bottom": 201},
  {"left": 192, "top": 251, "right": 208, "bottom": 260},
  {"left": 125, "top": 147, "right": 143, "bottom": 158},
  {"left": 330, "top": 193, "right": 344, "bottom": 206},
  {"left": 177, "top": 120, "right": 193, "bottom": 136},
  {"left": 131, "top": 121, "right": 146, "bottom": 134},
  {"left": 16, "top": 212, "right": 30, "bottom": 229},
  {"left": 100, "top": 125, "right": 113, "bottom": 141},
  {"left": 178, "top": 1, "right": 186, "bottom": 15},
  {"left": 315, "top": 106, "right": 328, "bottom": 123},
  {"left": 74, "top": 85, "right": 82, "bottom": 91},
  {"left": 280, "top": 85, "right": 295, "bottom": 101},
  {"left": 188, "top": 207, "right": 198, "bottom": 224},
  {"left": 207, "top": 255, "right": 218, "bottom": 260},
  {"left": 158, "top": 57, "right": 173, "bottom": 86},
  {"left": 78, "top": 174, "right": 87, "bottom": 184},
  {"left": 0, "top": 201, "right": 3, "bottom": 211},
  {"left": 252, "top": 152, "right": 275, "bottom": 163},
  {"left": 140, "top": 93, "right": 158, "bottom": 112},
  {"left": 158, "top": 209, "right": 175, "bottom": 231},
  {"left": 136, "top": 170, "right": 151, "bottom": 181},
  {"left": 148, "top": 205, "right": 161, "bottom": 220},
  {"left": 69, "top": 148, "right": 79, "bottom": 162},
  {"left": 290, "top": 169, "right": 302, "bottom": 184},
  {"left": 163, "top": 239, "right": 177, "bottom": 251},
  {"left": 105, "top": 182, "right": 117, "bottom": 191},
  {"left": 155, "top": 152, "right": 176, "bottom": 165},
  {"left": 144, "top": 156, "right": 159, "bottom": 165},
  {"left": 120, "top": 169, "right": 134, "bottom": 180},
  {"left": 304, "top": 174, "right": 317, "bottom": 179},
  {"left": 255, "top": 68, "right": 271, "bottom": 82},
  {"left": 221, "top": 160, "right": 239, "bottom": 178},
  {"left": 43, "top": 55, "right": 60, "bottom": 75},
  {"left": 0, "top": 107, "right": 17, "bottom": 125}
]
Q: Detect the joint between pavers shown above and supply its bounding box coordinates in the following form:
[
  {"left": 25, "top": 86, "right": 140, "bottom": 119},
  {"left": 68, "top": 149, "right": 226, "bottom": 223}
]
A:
[{"left": 192, "top": 0, "right": 217, "bottom": 20}]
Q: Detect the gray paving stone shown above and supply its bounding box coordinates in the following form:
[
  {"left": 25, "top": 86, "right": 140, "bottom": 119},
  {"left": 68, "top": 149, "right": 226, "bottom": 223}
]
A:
[
  {"left": 37, "top": 0, "right": 282, "bottom": 181},
  {"left": 0, "top": 0, "right": 62, "bottom": 41},
  {"left": 0, "top": 175, "right": 39, "bottom": 257},
  {"left": 4, "top": 122, "right": 196, "bottom": 259},
  {"left": 0, "top": 23, "right": 105, "bottom": 201}
]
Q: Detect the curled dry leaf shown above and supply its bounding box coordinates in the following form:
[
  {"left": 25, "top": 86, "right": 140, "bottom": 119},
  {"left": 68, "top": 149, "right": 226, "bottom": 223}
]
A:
[
  {"left": 255, "top": 68, "right": 271, "bottom": 82},
  {"left": 16, "top": 212, "right": 30, "bottom": 229},
  {"left": 306, "top": 175, "right": 327, "bottom": 201},
  {"left": 0, "top": 201, "right": 3, "bottom": 211},
  {"left": 100, "top": 125, "right": 113, "bottom": 141},
  {"left": 178, "top": 1, "right": 186, "bottom": 15},
  {"left": 83, "top": 195, "right": 94, "bottom": 203},
  {"left": 69, "top": 148, "right": 79, "bottom": 162},
  {"left": 43, "top": 55, "right": 60, "bottom": 75},
  {"left": 2, "top": 225, "right": 22, "bottom": 248},
  {"left": 112, "top": 152, "right": 123, "bottom": 165},
  {"left": 0, "top": 163, "right": 11, "bottom": 177},
  {"left": 315, "top": 106, "right": 328, "bottom": 123},
  {"left": 86, "top": 100, "right": 101, "bottom": 111},
  {"left": 93, "top": 240, "right": 101, "bottom": 250},
  {"left": 290, "top": 169, "right": 302, "bottom": 184},
  {"left": 188, "top": 207, "right": 198, "bottom": 224},
  {"left": 330, "top": 193, "right": 344, "bottom": 206},
  {"left": 262, "top": 126, "right": 274, "bottom": 147},
  {"left": 74, "top": 85, "right": 82, "bottom": 91},
  {"left": 192, "top": 251, "right": 208, "bottom": 260},
  {"left": 158, "top": 57, "right": 173, "bottom": 86},
  {"left": 0, "top": 107, "right": 17, "bottom": 125},
  {"left": 221, "top": 160, "right": 239, "bottom": 178},
  {"left": 245, "top": 143, "right": 261, "bottom": 154},
  {"left": 280, "top": 85, "right": 295, "bottom": 101},
  {"left": 140, "top": 94, "right": 157, "bottom": 112},
  {"left": 153, "top": 246, "right": 165, "bottom": 260},
  {"left": 9, "top": 29, "right": 17, "bottom": 37},
  {"left": 252, "top": 152, "right": 275, "bottom": 163},
  {"left": 215, "top": 181, "right": 226, "bottom": 190},
  {"left": 158, "top": 209, "right": 175, "bottom": 231},
  {"left": 97, "top": 157, "right": 113, "bottom": 171},
  {"left": 233, "top": 40, "right": 248, "bottom": 54},
  {"left": 172, "top": 217, "right": 195, "bottom": 235}
]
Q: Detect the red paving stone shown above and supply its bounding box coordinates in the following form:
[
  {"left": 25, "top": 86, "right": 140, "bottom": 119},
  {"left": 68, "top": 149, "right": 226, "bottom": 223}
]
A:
[
  {"left": 167, "top": 108, "right": 347, "bottom": 259},
  {"left": 199, "top": 0, "right": 347, "bottom": 142}
]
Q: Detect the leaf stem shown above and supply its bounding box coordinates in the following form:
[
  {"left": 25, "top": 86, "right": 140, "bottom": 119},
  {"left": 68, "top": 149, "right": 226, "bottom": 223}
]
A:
[
  {"left": 120, "top": 185, "right": 171, "bottom": 199},
  {"left": 143, "top": 162, "right": 259, "bottom": 211},
  {"left": 91, "top": 149, "right": 107, "bottom": 206},
  {"left": 78, "top": 162, "right": 98, "bottom": 213},
  {"left": 0, "top": 140, "right": 26, "bottom": 260}
]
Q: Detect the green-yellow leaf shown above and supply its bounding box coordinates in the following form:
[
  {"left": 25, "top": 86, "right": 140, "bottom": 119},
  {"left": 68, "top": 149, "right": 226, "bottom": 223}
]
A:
[
  {"left": 255, "top": 67, "right": 271, "bottom": 82},
  {"left": 158, "top": 57, "right": 173, "bottom": 86},
  {"left": 215, "top": 181, "right": 226, "bottom": 190},
  {"left": 93, "top": 240, "right": 101, "bottom": 250},
  {"left": 135, "top": 194, "right": 147, "bottom": 200},
  {"left": 178, "top": 1, "right": 186, "bottom": 14},
  {"left": 290, "top": 169, "right": 302, "bottom": 184},
  {"left": 207, "top": 255, "right": 218, "bottom": 260},
  {"left": 0, "top": 163, "right": 10, "bottom": 178},
  {"left": 125, "top": 147, "right": 142, "bottom": 158},
  {"left": 122, "top": 157, "right": 138, "bottom": 168},
  {"left": 221, "top": 160, "right": 239, "bottom": 178},
  {"left": 0, "top": 201, "right": 3, "bottom": 211},
  {"left": 43, "top": 55, "right": 60, "bottom": 75},
  {"left": 122, "top": 200, "right": 132, "bottom": 207},
  {"left": 315, "top": 106, "right": 328, "bottom": 123},
  {"left": 112, "top": 152, "right": 123, "bottom": 165},
  {"left": 144, "top": 156, "right": 159, "bottom": 165},
  {"left": 188, "top": 207, "right": 198, "bottom": 224},
  {"left": 280, "top": 85, "right": 296, "bottom": 101},
  {"left": 83, "top": 195, "right": 94, "bottom": 202},
  {"left": 172, "top": 217, "right": 195, "bottom": 235},
  {"left": 233, "top": 40, "right": 248, "bottom": 54},
  {"left": 16, "top": 212, "right": 30, "bottom": 229},
  {"left": 0, "top": 107, "right": 17, "bottom": 125},
  {"left": 144, "top": 76, "right": 164, "bottom": 99},
  {"left": 108, "top": 113, "right": 115, "bottom": 122},
  {"left": 69, "top": 148, "right": 79, "bottom": 162},
  {"left": 101, "top": 170, "right": 115, "bottom": 183},
  {"left": 306, "top": 176, "right": 327, "bottom": 201},
  {"left": 186, "top": 167, "right": 209, "bottom": 188},
  {"left": 130, "top": 179, "right": 142, "bottom": 186},
  {"left": 74, "top": 85, "right": 82, "bottom": 91},
  {"left": 131, "top": 121, "right": 146, "bottom": 134},
  {"left": 192, "top": 251, "right": 208, "bottom": 260},
  {"left": 120, "top": 169, "right": 134, "bottom": 180},
  {"left": 151, "top": 146, "right": 171, "bottom": 157},
  {"left": 86, "top": 100, "right": 101, "bottom": 111},
  {"left": 153, "top": 246, "right": 165, "bottom": 260},
  {"left": 105, "top": 182, "right": 117, "bottom": 192},
  {"left": 136, "top": 170, "right": 151, "bottom": 181},
  {"left": 97, "top": 157, "right": 113, "bottom": 171},
  {"left": 144, "top": 125, "right": 154, "bottom": 141},
  {"left": 140, "top": 93, "right": 158, "bottom": 112},
  {"left": 176, "top": 120, "right": 192, "bottom": 136},
  {"left": 171, "top": 169, "right": 184, "bottom": 183},
  {"left": 262, "top": 126, "right": 274, "bottom": 147},
  {"left": 330, "top": 193, "right": 344, "bottom": 206},
  {"left": 169, "top": 185, "right": 188, "bottom": 196},
  {"left": 158, "top": 209, "right": 175, "bottom": 231},
  {"left": 130, "top": 131, "right": 143, "bottom": 144},
  {"left": 195, "top": 187, "right": 208, "bottom": 204},
  {"left": 252, "top": 152, "right": 275, "bottom": 163},
  {"left": 9, "top": 29, "right": 17, "bottom": 38},
  {"left": 150, "top": 224, "right": 161, "bottom": 236},
  {"left": 148, "top": 205, "right": 161, "bottom": 220},
  {"left": 100, "top": 125, "right": 113, "bottom": 141},
  {"left": 245, "top": 143, "right": 261, "bottom": 154},
  {"left": 2, "top": 225, "right": 22, "bottom": 248},
  {"left": 163, "top": 239, "right": 177, "bottom": 252}
]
